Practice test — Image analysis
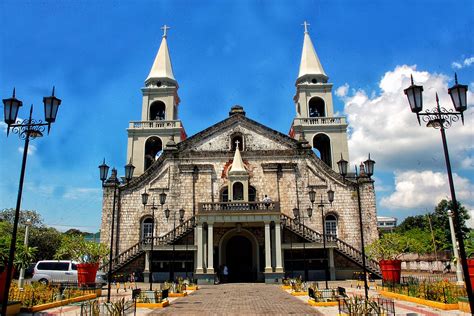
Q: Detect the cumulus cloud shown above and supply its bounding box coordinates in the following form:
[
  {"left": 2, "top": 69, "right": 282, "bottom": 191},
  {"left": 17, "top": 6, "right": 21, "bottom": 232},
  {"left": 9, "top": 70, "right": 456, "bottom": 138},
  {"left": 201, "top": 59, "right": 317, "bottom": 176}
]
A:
[
  {"left": 340, "top": 64, "right": 474, "bottom": 172},
  {"left": 63, "top": 187, "right": 101, "bottom": 200},
  {"left": 452, "top": 56, "right": 474, "bottom": 69},
  {"left": 380, "top": 170, "right": 474, "bottom": 210}
]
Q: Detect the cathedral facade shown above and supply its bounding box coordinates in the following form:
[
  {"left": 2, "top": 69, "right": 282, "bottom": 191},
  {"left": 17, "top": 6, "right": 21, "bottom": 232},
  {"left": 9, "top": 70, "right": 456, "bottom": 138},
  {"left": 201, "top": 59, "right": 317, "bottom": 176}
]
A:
[{"left": 101, "top": 25, "right": 379, "bottom": 283}]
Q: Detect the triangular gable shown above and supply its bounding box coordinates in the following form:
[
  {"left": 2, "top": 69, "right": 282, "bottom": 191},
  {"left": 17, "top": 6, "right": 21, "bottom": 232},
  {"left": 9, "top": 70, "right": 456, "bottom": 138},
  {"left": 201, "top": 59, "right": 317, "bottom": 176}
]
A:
[{"left": 178, "top": 114, "right": 299, "bottom": 152}]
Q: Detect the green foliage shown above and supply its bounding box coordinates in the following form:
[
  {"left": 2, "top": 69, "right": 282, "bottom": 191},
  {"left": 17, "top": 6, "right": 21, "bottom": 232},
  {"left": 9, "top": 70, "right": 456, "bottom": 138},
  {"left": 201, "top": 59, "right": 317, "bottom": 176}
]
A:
[
  {"left": 55, "top": 234, "right": 109, "bottom": 264},
  {"left": 395, "top": 199, "right": 470, "bottom": 252},
  {"left": 366, "top": 233, "right": 412, "bottom": 260},
  {"left": 465, "top": 230, "right": 474, "bottom": 258},
  {"left": 0, "top": 208, "right": 43, "bottom": 227},
  {"left": 28, "top": 226, "right": 62, "bottom": 261}
]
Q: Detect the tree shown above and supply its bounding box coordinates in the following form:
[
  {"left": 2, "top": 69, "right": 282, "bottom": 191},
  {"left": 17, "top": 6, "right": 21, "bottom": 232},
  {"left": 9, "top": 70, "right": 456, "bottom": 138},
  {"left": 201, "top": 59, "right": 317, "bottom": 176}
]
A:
[
  {"left": 431, "top": 199, "right": 470, "bottom": 242},
  {"left": 64, "top": 228, "right": 91, "bottom": 236},
  {"left": 0, "top": 208, "right": 43, "bottom": 227},
  {"left": 395, "top": 215, "right": 428, "bottom": 233},
  {"left": 28, "top": 227, "right": 63, "bottom": 261}
]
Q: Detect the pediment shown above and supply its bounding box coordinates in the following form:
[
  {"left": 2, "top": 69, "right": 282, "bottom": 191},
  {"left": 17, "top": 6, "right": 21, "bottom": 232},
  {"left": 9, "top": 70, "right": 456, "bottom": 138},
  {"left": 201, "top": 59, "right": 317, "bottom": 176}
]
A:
[{"left": 178, "top": 115, "right": 298, "bottom": 152}]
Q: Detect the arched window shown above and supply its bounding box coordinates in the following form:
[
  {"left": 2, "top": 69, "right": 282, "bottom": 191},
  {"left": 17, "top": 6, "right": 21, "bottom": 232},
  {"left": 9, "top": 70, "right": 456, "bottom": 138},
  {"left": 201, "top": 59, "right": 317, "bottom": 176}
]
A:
[
  {"left": 232, "top": 182, "right": 244, "bottom": 201},
  {"left": 144, "top": 136, "right": 163, "bottom": 170},
  {"left": 325, "top": 214, "right": 338, "bottom": 241},
  {"left": 308, "top": 97, "right": 326, "bottom": 117},
  {"left": 220, "top": 187, "right": 229, "bottom": 202},
  {"left": 313, "top": 134, "right": 332, "bottom": 167},
  {"left": 149, "top": 101, "right": 166, "bottom": 121},
  {"left": 248, "top": 186, "right": 256, "bottom": 202},
  {"left": 141, "top": 217, "right": 154, "bottom": 243},
  {"left": 231, "top": 134, "right": 243, "bottom": 151}
]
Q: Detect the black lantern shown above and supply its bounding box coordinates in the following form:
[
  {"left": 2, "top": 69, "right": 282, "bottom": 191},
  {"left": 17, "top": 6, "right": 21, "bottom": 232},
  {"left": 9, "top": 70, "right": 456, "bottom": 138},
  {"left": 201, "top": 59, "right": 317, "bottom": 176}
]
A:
[
  {"left": 293, "top": 207, "right": 299, "bottom": 219},
  {"left": 164, "top": 208, "right": 170, "bottom": 219},
  {"left": 124, "top": 160, "right": 135, "bottom": 182},
  {"left": 364, "top": 154, "right": 375, "bottom": 178},
  {"left": 3, "top": 88, "right": 22, "bottom": 125},
  {"left": 448, "top": 73, "right": 468, "bottom": 113},
  {"left": 308, "top": 188, "right": 316, "bottom": 204},
  {"left": 98, "top": 159, "right": 110, "bottom": 183},
  {"left": 337, "top": 154, "right": 348, "bottom": 178},
  {"left": 327, "top": 187, "right": 335, "bottom": 204},
  {"left": 43, "top": 87, "right": 62, "bottom": 123},
  {"left": 141, "top": 189, "right": 149, "bottom": 206},
  {"left": 159, "top": 190, "right": 167, "bottom": 206},
  {"left": 404, "top": 75, "right": 424, "bottom": 113},
  {"left": 179, "top": 208, "right": 185, "bottom": 221},
  {"left": 306, "top": 207, "right": 312, "bottom": 218}
]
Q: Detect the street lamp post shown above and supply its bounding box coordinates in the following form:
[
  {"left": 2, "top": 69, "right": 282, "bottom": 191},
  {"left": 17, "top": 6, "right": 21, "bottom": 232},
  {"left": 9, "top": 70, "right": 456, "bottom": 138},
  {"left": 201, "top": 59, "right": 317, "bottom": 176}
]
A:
[
  {"left": 98, "top": 159, "right": 135, "bottom": 302},
  {"left": 404, "top": 74, "right": 473, "bottom": 311},
  {"left": 18, "top": 220, "right": 32, "bottom": 289},
  {"left": 308, "top": 187, "right": 334, "bottom": 289},
  {"left": 2, "top": 88, "right": 62, "bottom": 316},
  {"left": 337, "top": 153, "right": 375, "bottom": 300},
  {"left": 164, "top": 208, "right": 185, "bottom": 281},
  {"left": 293, "top": 206, "right": 312, "bottom": 281},
  {"left": 447, "top": 210, "right": 464, "bottom": 285}
]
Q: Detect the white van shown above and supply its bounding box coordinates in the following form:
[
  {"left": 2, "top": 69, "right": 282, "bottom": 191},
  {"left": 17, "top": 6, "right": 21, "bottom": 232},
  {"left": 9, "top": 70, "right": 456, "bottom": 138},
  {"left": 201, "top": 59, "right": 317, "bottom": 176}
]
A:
[{"left": 31, "top": 260, "right": 106, "bottom": 286}]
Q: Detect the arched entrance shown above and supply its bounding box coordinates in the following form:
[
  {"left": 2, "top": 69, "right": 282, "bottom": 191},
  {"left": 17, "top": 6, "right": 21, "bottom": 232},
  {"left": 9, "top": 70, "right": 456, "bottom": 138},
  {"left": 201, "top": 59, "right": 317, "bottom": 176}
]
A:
[
  {"left": 219, "top": 229, "right": 259, "bottom": 282},
  {"left": 226, "top": 236, "right": 253, "bottom": 282}
]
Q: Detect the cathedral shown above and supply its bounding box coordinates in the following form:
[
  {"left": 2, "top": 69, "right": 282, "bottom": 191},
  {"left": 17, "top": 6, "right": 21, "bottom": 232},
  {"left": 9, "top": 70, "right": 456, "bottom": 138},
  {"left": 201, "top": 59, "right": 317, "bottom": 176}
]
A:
[{"left": 100, "top": 24, "right": 379, "bottom": 284}]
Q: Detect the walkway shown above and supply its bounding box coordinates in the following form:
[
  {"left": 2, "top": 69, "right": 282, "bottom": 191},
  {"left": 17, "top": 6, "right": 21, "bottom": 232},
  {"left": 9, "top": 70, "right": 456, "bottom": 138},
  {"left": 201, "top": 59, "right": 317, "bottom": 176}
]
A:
[{"left": 150, "top": 283, "right": 322, "bottom": 315}]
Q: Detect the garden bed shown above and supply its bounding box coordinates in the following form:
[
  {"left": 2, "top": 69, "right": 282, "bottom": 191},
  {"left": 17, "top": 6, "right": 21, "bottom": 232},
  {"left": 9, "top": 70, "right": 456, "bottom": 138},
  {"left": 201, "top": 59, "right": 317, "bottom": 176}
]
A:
[
  {"left": 169, "top": 292, "right": 188, "bottom": 297},
  {"left": 308, "top": 299, "right": 338, "bottom": 307},
  {"left": 378, "top": 290, "right": 459, "bottom": 310},
  {"left": 21, "top": 293, "right": 97, "bottom": 313}
]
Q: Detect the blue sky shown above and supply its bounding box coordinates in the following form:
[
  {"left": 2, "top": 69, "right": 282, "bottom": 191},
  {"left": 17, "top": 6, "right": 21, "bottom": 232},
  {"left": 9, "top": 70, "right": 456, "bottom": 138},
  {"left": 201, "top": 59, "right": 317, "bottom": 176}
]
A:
[{"left": 1, "top": 0, "right": 473, "bottom": 232}]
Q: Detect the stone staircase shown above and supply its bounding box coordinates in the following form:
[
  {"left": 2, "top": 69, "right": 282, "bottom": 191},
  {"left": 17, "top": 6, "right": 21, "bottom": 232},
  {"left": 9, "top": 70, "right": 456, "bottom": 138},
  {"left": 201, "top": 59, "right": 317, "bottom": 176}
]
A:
[
  {"left": 280, "top": 214, "right": 382, "bottom": 278},
  {"left": 100, "top": 216, "right": 196, "bottom": 274}
]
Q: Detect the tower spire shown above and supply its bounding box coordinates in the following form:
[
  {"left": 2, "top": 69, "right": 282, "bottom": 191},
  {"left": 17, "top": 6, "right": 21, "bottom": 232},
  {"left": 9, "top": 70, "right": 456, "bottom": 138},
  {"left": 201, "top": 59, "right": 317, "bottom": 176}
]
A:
[
  {"left": 229, "top": 141, "right": 247, "bottom": 174},
  {"left": 146, "top": 25, "right": 176, "bottom": 85},
  {"left": 297, "top": 22, "right": 328, "bottom": 83}
]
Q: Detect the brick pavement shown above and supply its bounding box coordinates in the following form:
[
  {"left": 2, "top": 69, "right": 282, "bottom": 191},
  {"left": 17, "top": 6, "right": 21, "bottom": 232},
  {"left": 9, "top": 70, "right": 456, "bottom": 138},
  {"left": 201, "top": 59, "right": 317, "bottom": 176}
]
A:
[{"left": 149, "top": 283, "right": 322, "bottom": 315}]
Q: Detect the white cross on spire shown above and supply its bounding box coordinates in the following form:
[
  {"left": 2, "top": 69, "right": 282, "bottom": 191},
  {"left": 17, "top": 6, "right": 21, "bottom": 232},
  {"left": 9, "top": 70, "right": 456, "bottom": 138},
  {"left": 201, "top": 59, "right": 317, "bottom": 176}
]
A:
[
  {"left": 302, "top": 21, "right": 310, "bottom": 33},
  {"left": 161, "top": 24, "right": 171, "bottom": 38}
]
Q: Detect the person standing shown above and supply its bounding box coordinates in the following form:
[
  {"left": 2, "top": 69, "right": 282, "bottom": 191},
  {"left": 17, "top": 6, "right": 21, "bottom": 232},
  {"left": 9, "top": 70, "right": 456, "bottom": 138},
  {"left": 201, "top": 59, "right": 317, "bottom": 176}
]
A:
[{"left": 223, "top": 264, "right": 229, "bottom": 283}]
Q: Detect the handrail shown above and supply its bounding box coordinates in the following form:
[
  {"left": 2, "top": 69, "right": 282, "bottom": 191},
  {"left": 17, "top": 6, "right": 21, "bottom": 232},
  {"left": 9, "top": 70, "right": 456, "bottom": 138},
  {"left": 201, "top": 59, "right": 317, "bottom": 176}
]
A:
[
  {"left": 101, "top": 216, "right": 196, "bottom": 273},
  {"left": 280, "top": 214, "right": 380, "bottom": 275}
]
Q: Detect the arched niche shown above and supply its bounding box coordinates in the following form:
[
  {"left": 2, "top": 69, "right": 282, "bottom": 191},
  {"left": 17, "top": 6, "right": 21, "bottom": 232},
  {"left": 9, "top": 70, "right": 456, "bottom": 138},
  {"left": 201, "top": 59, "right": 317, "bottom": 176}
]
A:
[
  {"left": 232, "top": 182, "right": 244, "bottom": 201},
  {"left": 144, "top": 136, "right": 163, "bottom": 170},
  {"left": 309, "top": 97, "right": 326, "bottom": 117},
  {"left": 313, "top": 133, "right": 332, "bottom": 167},
  {"left": 149, "top": 101, "right": 166, "bottom": 121}
]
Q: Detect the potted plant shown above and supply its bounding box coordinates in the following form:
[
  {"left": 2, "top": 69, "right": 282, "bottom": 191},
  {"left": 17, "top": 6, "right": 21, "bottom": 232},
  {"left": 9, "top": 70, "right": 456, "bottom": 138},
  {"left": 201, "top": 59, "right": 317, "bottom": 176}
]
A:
[
  {"left": 55, "top": 234, "right": 109, "bottom": 287},
  {"left": 0, "top": 236, "right": 37, "bottom": 300},
  {"left": 366, "top": 233, "right": 410, "bottom": 284},
  {"left": 465, "top": 231, "right": 474, "bottom": 290}
]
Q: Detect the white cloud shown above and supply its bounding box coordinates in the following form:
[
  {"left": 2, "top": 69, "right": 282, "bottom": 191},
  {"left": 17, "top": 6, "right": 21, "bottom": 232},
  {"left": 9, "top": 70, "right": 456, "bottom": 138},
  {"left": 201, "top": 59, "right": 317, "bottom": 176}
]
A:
[
  {"left": 451, "top": 56, "right": 474, "bottom": 69},
  {"left": 18, "top": 144, "right": 36, "bottom": 156},
  {"left": 340, "top": 64, "right": 474, "bottom": 172},
  {"left": 335, "top": 83, "right": 349, "bottom": 97},
  {"left": 63, "top": 187, "right": 101, "bottom": 200},
  {"left": 380, "top": 170, "right": 474, "bottom": 210},
  {"left": 461, "top": 156, "right": 474, "bottom": 170}
]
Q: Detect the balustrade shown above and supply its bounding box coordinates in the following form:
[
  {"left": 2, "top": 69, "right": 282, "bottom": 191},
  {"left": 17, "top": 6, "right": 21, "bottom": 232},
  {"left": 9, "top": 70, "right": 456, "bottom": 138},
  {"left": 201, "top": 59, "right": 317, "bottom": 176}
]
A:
[
  {"left": 198, "top": 201, "right": 280, "bottom": 213},
  {"left": 294, "top": 117, "right": 347, "bottom": 126},
  {"left": 129, "top": 120, "right": 181, "bottom": 129}
]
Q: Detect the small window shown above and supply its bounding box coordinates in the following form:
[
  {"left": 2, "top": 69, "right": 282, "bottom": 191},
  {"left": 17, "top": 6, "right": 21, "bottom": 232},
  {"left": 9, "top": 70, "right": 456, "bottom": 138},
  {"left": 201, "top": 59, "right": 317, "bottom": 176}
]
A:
[
  {"left": 55, "top": 262, "right": 70, "bottom": 271},
  {"left": 325, "top": 214, "right": 338, "bottom": 240},
  {"left": 149, "top": 101, "right": 166, "bottom": 121},
  {"left": 220, "top": 188, "right": 229, "bottom": 202},
  {"left": 309, "top": 97, "right": 325, "bottom": 117},
  {"left": 231, "top": 135, "right": 243, "bottom": 151},
  {"left": 233, "top": 182, "right": 244, "bottom": 201}
]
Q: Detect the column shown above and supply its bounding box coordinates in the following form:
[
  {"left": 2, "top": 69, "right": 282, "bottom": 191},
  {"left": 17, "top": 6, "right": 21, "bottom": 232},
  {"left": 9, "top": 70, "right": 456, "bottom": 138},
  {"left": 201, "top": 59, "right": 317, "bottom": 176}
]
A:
[
  {"left": 207, "top": 223, "right": 214, "bottom": 273},
  {"left": 196, "top": 223, "right": 204, "bottom": 273},
  {"left": 328, "top": 248, "right": 336, "bottom": 280},
  {"left": 144, "top": 250, "right": 150, "bottom": 272},
  {"left": 265, "top": 222, "right": 272, "bottom": 273},
  {"left": 274, "top": 222, "right": 283, "bottom": 272}
]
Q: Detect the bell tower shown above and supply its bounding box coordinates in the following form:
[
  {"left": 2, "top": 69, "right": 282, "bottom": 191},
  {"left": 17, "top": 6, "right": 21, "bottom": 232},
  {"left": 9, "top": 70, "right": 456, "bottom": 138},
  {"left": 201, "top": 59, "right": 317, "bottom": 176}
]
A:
[
  {"left": 127, "top": 25, "right": 186, "bottom": 176},
  {"left": 290, "top": 22, "right": 349, "bottom": 170}
]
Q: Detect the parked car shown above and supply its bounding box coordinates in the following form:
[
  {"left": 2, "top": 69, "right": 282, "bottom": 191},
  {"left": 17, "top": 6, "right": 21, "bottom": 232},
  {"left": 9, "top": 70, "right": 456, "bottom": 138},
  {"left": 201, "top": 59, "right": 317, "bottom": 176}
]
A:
[{"left": 31, "top": 260, "right": 106, "bottom": 286}]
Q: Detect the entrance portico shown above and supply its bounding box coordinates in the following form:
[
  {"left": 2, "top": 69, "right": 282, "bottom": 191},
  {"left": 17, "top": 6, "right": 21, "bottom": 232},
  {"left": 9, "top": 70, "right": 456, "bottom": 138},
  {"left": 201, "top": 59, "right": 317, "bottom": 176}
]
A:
[{"left": 194, "top": 202, "right": 284, "bottom": 284}]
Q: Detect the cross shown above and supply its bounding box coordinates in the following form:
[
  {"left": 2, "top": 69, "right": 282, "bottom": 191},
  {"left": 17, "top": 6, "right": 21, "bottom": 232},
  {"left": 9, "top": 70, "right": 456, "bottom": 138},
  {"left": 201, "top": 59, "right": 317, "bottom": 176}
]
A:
[
  {"left": 161, "top": 25, "right": 171, "bottom": 37},
  {"left": 235, "top": 140, "right": 240, "bottom": 148},
  {"left": 302, "top": 21, "right": 310, "bottom": 33}
]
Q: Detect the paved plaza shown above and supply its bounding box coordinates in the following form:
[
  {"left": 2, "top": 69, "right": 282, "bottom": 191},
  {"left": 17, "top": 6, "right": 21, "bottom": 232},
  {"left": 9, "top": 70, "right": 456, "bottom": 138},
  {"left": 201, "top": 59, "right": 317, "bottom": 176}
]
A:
[{"left": 18, "top": 281, "right": 472, "bottom": 316}]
